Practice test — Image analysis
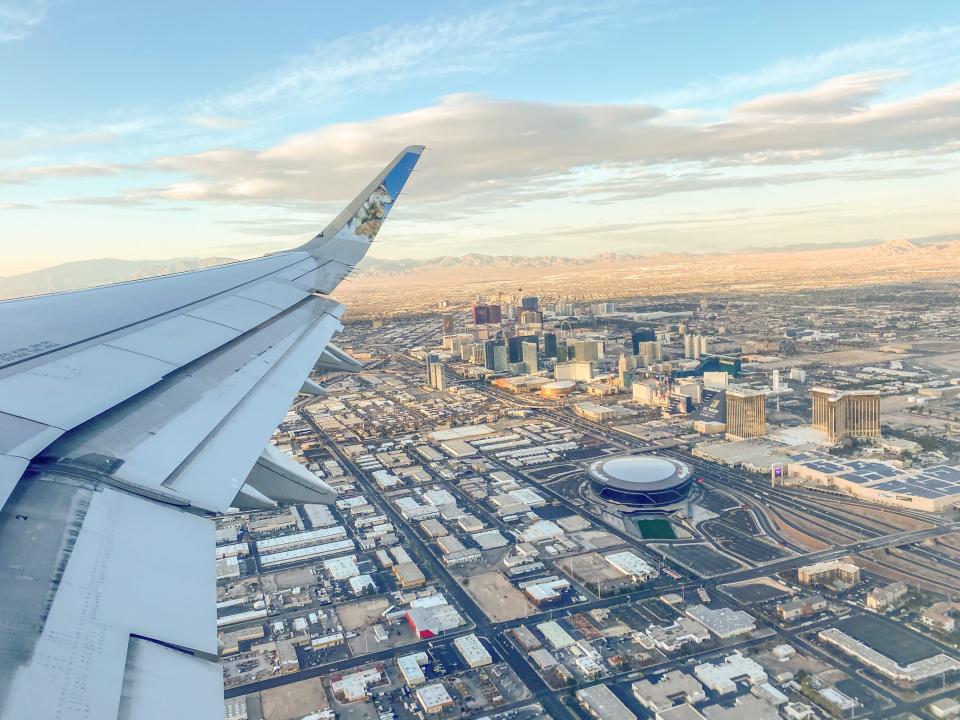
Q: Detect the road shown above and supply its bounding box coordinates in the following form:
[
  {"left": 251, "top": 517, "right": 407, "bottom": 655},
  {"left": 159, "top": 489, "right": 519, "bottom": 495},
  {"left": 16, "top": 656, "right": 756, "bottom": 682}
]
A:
[{"left": 226, "top": 355, "right": 960, "bottom": 717}]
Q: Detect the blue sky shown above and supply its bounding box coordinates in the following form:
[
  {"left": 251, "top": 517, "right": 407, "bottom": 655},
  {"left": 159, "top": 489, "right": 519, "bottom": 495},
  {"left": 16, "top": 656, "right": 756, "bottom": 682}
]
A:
[{"left": 2, "top": 0, "right": 960, "bottom": 272}]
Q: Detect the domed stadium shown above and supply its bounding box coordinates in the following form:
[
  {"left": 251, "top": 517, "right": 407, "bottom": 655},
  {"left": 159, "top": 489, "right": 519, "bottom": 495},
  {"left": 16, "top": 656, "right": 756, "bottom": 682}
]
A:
[{"left": 588, "top": 455, "right": 693, "bottom": 509}]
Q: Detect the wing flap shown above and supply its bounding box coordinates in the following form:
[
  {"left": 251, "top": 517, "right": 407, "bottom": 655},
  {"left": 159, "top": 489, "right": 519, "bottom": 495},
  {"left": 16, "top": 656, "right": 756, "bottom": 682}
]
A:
[
  {"left": 118, "top": 638, "right": 223, "bottom": 720},
  {"left": 1, "top": 481, "right": 217, "bottom": 718}
]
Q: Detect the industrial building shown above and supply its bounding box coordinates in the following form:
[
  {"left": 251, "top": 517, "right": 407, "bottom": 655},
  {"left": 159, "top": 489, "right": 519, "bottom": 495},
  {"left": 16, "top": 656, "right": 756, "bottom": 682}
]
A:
[
  {"left": 397, "top": 653, "right": 429, "bottom": 686},
  {"left": 453, "top": 634, "right": 493, "bottom": 668},
  {"left": 694, "top": 653, "right": 767, "bottom": 694},
  {"left": 416, "top": 683, "right": 455, "bottom": 714},
  {"left": 811, "top": 388, "right": 881, "bottom": 444},
  {"left": 819, "top": 628, "right": 960, "bottom": 683},
  {"left": 725, "top": 388, "right": 766, "bottom": 439},
  {"left": 605, "top": 550, "right": 658, "bottom": 581},
  {"left": 537, "top": 620, "right": 576, "bottom": 650},
  {"left": 588, "top": 455, "right": 693, "bottom": 510},
  {"left": 405, "top": 603, "right": 464, "bottom": 638},
  {"left": 575, "top": 684, "right": 637, "bottom": 720},
  {"left": 685, "top": 605, "right": 756, "bottom": 639},
  {"left": 632, "top": 670, "right": 706, "bottom": 712}
]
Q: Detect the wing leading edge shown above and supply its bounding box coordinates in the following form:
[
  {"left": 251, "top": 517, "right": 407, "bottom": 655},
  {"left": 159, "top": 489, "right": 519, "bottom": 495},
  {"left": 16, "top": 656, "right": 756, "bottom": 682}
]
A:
[{"left": 0, "top": 145, "right": 424, "bottom": 719}]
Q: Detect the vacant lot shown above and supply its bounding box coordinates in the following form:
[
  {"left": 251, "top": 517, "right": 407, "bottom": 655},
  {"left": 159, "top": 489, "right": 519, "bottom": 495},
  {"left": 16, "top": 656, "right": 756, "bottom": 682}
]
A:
[
  {"left": 261, "top": 678, "right": 329, "bottom": 720},
  {"left": 574, "top": 530, "right": 621, "bottom": 549},
  {"left": 558, "top": 551, "right": 624, "bottom": 585},
  {"left": 337, "top": 597, "right": 390, "bottom": 631},
  {"left": 262, "top": 566, "right": 316, "bottom": 594},
  {"left": 462, "top": 570, "right": 534, "bottom": 621}
]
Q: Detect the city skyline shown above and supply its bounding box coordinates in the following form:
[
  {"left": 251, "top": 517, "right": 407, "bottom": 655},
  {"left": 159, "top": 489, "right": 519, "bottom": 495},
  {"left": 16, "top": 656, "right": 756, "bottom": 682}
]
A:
[{"left": 2, "top": 1, "right": 960, "bottom": 273}]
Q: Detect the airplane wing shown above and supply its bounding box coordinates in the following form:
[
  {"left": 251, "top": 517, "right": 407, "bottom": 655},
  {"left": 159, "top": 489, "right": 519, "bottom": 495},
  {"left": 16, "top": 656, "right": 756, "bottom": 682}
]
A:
[{"left": 0, "top": 146, "right": 425, "bottom": 719}]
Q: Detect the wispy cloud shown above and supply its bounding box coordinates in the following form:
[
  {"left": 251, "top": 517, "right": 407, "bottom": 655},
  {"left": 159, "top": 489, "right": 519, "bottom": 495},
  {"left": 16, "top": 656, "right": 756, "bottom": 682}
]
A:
[
  {"left": 654, "top": 25, "right": 960, "bottom": 107},
  {"left": 192, "top": 0, "right": 665, "bottom": 117},
  {"left": 0, "top": 0, "right": 46, "bottom": 42}
]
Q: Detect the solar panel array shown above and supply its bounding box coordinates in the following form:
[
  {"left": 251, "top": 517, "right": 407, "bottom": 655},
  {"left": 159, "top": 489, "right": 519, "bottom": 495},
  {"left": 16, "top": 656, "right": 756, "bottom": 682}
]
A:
[{"left": 794, "top": 457, "right": 960, "bottom": 500}]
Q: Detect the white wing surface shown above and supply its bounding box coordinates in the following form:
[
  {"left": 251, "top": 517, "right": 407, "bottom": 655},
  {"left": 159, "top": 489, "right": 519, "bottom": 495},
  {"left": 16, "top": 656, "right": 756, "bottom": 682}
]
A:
[{"left": 0, "top": 146, "right": 425, "bottom": 719}]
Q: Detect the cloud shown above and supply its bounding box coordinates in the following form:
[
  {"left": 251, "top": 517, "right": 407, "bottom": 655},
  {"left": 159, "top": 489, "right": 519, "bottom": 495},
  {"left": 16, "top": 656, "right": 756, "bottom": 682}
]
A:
[
  {"left": 734, "top": 70, "right": 906, "bottom": 117},
  {"left": 0, "top": 202, "right": 33, "bottom": 210},
  {"left": 125, "top": 79, "right": 960, "bottom": 216},
  {"left": 192, "top": 0, "right": 659, "bottom": 116},
  {"left": 0, "top": 0, "right": 46, "bottom": 42},
  {"left": 654, "top": 25, "right": 960, "bottom": 106},
  {"left": 189, "top": 115, "right": 250, "bottom": 130}
]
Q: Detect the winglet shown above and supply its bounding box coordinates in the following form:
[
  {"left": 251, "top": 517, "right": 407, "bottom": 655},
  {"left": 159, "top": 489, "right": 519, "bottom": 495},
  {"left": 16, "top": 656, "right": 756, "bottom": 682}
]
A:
[{"left": 296, "top": 145, "right": 425, "bottom": 268}]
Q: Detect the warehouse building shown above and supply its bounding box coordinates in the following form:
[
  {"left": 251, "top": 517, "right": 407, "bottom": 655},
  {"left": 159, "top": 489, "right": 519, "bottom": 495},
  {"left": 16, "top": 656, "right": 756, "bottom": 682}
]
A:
[
  {"left": 453, "top": 634, "right": 493, "bottom": 668},
  {"left": 537, "top": 620, "right": 576, "bottom": 650},
  {"left": 605, "top": 550, "right": 658, "bottom": 581},
  {"left": 416, "top": 683, "right": 455, "bottom": 714},
  {"left": 259, "top": 539, "right": 354, "bottom": 567},
  {"left": 406, "top": 604, "right": 464, "bottom": 638},
  {"left": 694, "top": 653, "right": 767, "bottom": 694},
  {"left": 575, "top": 684, "right": 636, "bottom": 720},
  {"left": 397, "top": 652, "right": 429, "bottom": 686},
  {"left": 819, "top": 627, "right": 960, "bottom": 683},
  {"left": 632, "top": 670, "right": 706, "bottom": 712},
  {"left": 685, "top": 605, "right": 756, "bottom": 639},
  {"left": 394, "top": 562, "right": 426, "bottom": 589}
]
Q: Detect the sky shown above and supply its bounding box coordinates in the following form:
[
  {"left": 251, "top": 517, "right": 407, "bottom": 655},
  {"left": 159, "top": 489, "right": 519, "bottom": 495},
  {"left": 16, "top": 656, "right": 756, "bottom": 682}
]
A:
[{"left": 2, "top": 0, "right": 960, "bottom": 273}]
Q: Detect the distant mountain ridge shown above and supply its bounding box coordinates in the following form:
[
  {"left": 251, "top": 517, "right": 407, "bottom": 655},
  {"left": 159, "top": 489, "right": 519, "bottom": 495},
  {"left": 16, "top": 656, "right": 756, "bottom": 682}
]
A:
[
  {"left": 353, "top": 238, "right": 960, "bottom": 277},
  {"left": 2, "top": 236, "right": 960, "bottom": 299}
]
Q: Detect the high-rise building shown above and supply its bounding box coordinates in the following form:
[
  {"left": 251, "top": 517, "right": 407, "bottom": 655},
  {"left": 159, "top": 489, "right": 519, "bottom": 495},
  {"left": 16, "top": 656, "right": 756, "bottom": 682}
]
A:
[
  {"left": 725, "top": 388, "right": 766, "bottom": 439},
  {"left": 683, "top": 334, "right": 694, "bottom": 359},
  {"left": 518, "top": 309, "right": 543, "bottom": 326},
  {"left": 675, "top": 378, "right": 702, "bottom": 404},
  {"left": 630, "top": 329, "right": 656, "bottom": 355},
  {"left": 508, "top": 335, "right": 538, "bottom": 363},
  {"left": 555, "top": 361, "right": 595, "bottom": 382},
  {"left": 472, "top": 304, "right": 502, "bottom": 325},
  {"left": 425, "top": 352, "right": 440, "bottom": 383},
  {"left": 493, "top": 344, "right": 508, "bottom": 372},
  {"left": 618, "top": 354, "right": 632, "bottom": 388},
  {"left": 543, "top": 332, "right": 558, "bottom": 358},
  {"left": 522, "top": 341, "right": 539, "bottom": 374},
  {"left": 811, "top": 388, "right": 881, "bottom": 444},
  {"left": 635, "top": 341, "right": 661, "bottom": 367},
  {"left": 573, "top": 340, "right": 601, "bottom": 362},
  {"left": 429, "top": 362, "right": 447, "bottom": 391},
  {"left": 632, "top": 381, "right": 659, "bottom": 406},
  {"left": 772, "top": 369, "right": 781, "bottom": 390},
  {"left": 521, "top": 296, "right": 539, "bottom": 310},
  {"left": 483, "top": 340, "right": 500, "bottom": 371},
  {"left": 703, "top": 371, "right": 728, "bottom": 389},
  {"left": 441, "top": 313, "right": 455, "bottom": 335}
]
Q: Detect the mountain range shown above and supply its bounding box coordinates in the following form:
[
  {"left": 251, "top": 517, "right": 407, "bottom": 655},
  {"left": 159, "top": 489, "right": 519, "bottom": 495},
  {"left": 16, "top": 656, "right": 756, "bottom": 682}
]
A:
[{"left": 3, "top": 238, "right": 960, "bottom": 304}]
